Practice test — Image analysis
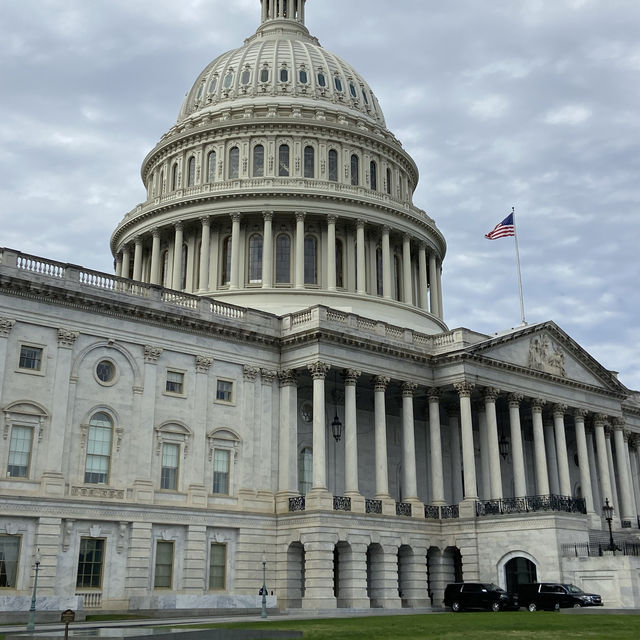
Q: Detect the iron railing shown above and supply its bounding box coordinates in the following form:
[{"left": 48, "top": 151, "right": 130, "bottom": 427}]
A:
[
  {"left": 365, "top": 499, "right": 382, "bottom": 514},
  {"left": 476, "top": 495, "right": 586, "bottom": 516},
  {"left": 288, "top": 496, "right": 306, "bottom": 512},
  {"left": 424, "top": 505, "right": 440, "bottom": 519},
  {"left": 396, "top": 502, "right": 411, "bottom": 517},
  {"left": 441, "top": 504, "right": 459, "bottom": 519},
  {"left": 561, "top": 541, "right": 640, "bottom": 557},
  {"left": 333, "top": 496, "right": 352, "bottom": 511}
]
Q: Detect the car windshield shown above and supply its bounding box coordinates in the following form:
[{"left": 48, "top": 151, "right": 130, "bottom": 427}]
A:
[
  {"left": 487, "top": 584, "right": 504, "bottom": 592},
  {"left": 564, "top": 584, "right": 584, "bottom": 594}
]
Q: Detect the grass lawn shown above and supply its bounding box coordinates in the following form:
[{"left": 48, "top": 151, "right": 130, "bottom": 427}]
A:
[{"left": 173, "top": 612, "right": 640, "bottom": 639}]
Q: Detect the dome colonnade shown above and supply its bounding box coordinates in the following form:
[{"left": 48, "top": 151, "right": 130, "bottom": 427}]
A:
[{"left": 110, "top": 0, "right": 446, "bottom": 332}]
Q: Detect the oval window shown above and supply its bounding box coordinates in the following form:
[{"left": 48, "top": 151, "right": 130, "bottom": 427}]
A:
[
  {"left": 334, "top": 77, "right": 343, "bottom": 92},
  {"left": 96, "top": 360, "right": 115, "bottom": 384},
  {"left": 299, "top": 69, "right": 308, "bottom": 84},
  {"left": 317, "top": 72, "right": 326, "bottom": 88},
  {"left": 280, "top": 68, "right": 289, "bottom": 83}
]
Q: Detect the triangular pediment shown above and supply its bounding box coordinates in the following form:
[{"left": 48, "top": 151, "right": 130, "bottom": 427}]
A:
[{"left": 464, "top": 322, "right": 627, "bottom": 393}]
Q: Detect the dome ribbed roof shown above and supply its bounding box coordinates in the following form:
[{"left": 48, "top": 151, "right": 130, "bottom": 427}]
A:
[{"left": 177, "top": 16, "right": 386, "bottom": 128}]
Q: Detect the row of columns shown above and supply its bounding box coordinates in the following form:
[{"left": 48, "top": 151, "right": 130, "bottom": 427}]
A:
[
  {"left": 277, "top": 366, "right": 640, "bottom": 525},
  {"left": 262, "top": 0, "right": 305, "bottom": 23},
  {"left": 115, "top": 212, "right": 445, "bottom": 318}
]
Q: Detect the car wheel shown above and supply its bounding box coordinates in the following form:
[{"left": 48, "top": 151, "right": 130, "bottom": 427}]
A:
[
  {"left": 491, "top": 601, "right": 501, "bottom": 612},
  {"left": 451, "top": 601, "right": 462, "bottom": 613},
  {"left": 554, "top": 603, "right": 560, "bottom": 611},
  {"left": 573, "top": 603, "right": 582, "bottom": 608},
  {"left": 527, "top": 602, "right": 537, "bottom": 612}
]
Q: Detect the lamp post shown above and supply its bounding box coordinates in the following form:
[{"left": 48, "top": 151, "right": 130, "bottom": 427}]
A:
[
  {"left": 261, "top": 552, "right": 267, "bottom": 619},
  {"left": 26, "top": 548, "right": 41, "bottom": 631},
  {"left": 602, "top": 498, "right": 619, "bottom": 554}
]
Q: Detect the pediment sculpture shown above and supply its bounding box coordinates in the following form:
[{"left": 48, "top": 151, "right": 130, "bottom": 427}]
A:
[{"left": 527, "top": 335, "right": 566, "bottom": 377}]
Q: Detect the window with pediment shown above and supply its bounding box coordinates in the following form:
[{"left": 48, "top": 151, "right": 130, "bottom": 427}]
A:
[
  {"left": 155, "top": 423, "right": 192, "bottom": 491},
  {"left": 3, "top": 402, "right": 48, "bottom": 481},
  {"left": 207, "top": 428, "right": 241, "bottom": 496}
]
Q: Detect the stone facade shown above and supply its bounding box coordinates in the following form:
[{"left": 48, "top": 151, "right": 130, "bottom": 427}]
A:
[{"left": 1, "top": 0, "right": 639, "bottom": 615}]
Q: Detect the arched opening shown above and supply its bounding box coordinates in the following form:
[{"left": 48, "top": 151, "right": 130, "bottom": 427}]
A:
[
  {"left": 298, "top": 447, "right": 312, "bottom": 495},
  {"left": 366, "top": 543, "right": 384, "bottom": 608},
  {"left": 248, "top": 233, "right": 263, "bottom": 284},
  {"left": 286, "top": 542, "right": 305, "bottom": 609},
  {"left": 187, "top": 156, "right": 196, "bottom": 187},
  {"left": 275, "top": 234, "right": 291, "bottom": 284},
  {"left": 350, "top": 154, "right": 359, "bottom": 186},
  {"left": 334, "top": 541, "right": 352, "bottom": 608},
  {"left": 304, "top": 235, "right": 317, "bottom": 285},
  {"left": 504, "top": 556, "right": 537, "bottom": 594},
  {"left": 328, "top": 149, "right": 338, "bottom": 182},
  {"left": 370, "top": 160, "right": 377, "bottom": 191},
  {"left": 278, "top": 144, "right": 290, "bottom": 176},
  {"left": 253, "top": 145, "right": 265, "bottom": 177},
  {"left": 221, "top": 236, "right": 232, "bottom": 285},
  {"left": 397, "top": 545, "right": 412, "bottom": 607},
  {"left": 335, "top": 239, "right": 344, "bottom": 288},
  {"left": 304, "top": 146, "right": 315, "bottom": 178},
  {"left": 228, "top": 147, "right": 240, "bottom": 179},
  {"left": 171, "top": 163, "right": 179, "bottom": 191},
  {"left": 208, "top": 151, "right": 217, "bottom": 182}
]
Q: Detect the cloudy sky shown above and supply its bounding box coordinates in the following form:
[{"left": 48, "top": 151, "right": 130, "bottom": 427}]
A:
[{"left": 1, "top": 0, "right": 638, "bottom": 389}]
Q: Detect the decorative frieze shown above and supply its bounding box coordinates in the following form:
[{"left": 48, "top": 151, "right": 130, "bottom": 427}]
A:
[
  {"left": 195, "top": 355, "right": 214, "bottom": 373},
  {"left": 57, "top": 328, "right": 79, "bottom": 347},
  {"left": 0, "top": 317, "right": 16, "bottom": 337},
  {"left": 71, "top": 486, "right": 125, "bottom": 500}
]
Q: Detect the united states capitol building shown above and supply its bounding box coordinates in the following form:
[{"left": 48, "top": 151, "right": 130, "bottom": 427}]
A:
[{"left": 1, "top": 0, "right": 639, "bottom": 615}]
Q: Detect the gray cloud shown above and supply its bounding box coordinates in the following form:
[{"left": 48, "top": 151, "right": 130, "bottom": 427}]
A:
[{"left": 1, "top": 0, "right": 638, "bottom": 389}]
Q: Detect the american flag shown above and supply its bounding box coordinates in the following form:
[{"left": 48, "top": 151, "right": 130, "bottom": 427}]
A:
[{"left": 485, "top": 212, "right": 515, "bottom": 239}]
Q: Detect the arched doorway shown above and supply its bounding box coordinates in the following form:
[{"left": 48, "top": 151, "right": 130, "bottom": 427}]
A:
[
  {"left": 505, "top": 556, "right": 537, "bottom": 594},
  {"left": 285, "top": 542, "right": 305, "bottom": 608}
]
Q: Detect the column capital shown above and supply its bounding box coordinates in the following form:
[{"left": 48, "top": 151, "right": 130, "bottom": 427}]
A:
[
  {"left": 604, "top": 425, "right": 613, "bottom": 438},
  {"left": 243, "top": 364, "right": 259, "bottom": 381},
  {"left": 401, "top": 381, "right": 418, "bottom": 397},
  {"left": 508, "top": 393, "right": 524, "bottom": 407},
  {"left": 342, "top": 369, "right": 361, "bottom": 386},
  {"left": 356, "top": 218, "right": 366, "bottom": 230},
  {"left": 134, "top": 235, "right": 143, "bottom": 246},
  {"left": 195, "top": 355, "right": 214, "bottom": 373},
  {"left": 144, "top": 345, "right": 163, "bottom": 362},
  {"left": 327, "top": 214, "right": 338, "bottom": 225},
  {"left": 553, "top": 403, "right": 568, "bottom": 417},
  {"left": 382, "top": 225, "right": 391, "bottom": 235},
  {"left": 57, "top": 328, "right": 79, "bottom": 348},
  {"left": 308, "top": 361, "right": 330, "bottom": 380},
  {"left": 200, "top": 215, "right": 211, "bottom": 227},
  {"left": 230, "top": 212, "right": 242, "bottom": 223},
  {"left": 483, "top": 387, "right": 500, "bottom": 402},
  {"left": 278, "top": 369, "right": 297, "bottom": 387},
  {"left": 260, "top": 369, "right": 278, "bottom": 384},
  {"left": 613, "top": 417, "right": 626, "bottom": 431},
  {"left": 530, "top": 398, "right": 546, "bottom": 412},
  {"left": 0, "top": 317, "right": 16, "bottom": 337},
  {"left": 419, "top": 241, "right": 427, "bottom": 251},
  {"left": 295, "top": 210, "right": 306, "bottom": 222},
  {"left": 427, "top": 387, "right": 441, "bottom": 402},
  {"left": 152, "top": 227, "right": 162, "bottom": 239},
  {"left": 174, "top": 220, "right": 184, "bottom": 231},
  {"left": 372, "top": 375, "right": 390, "bottom": 392},
  {"left": 594, "top": 413, "right": 608, "bottom": 427},
  {"left": 453, "top": 381, "right": 474, "bottom": 398},
  {"left": 622, "top": 429, "right": 631, "bottom": 443},
  {"left": 573, "top": 407, "right": 588, "bottom": 420},
  {"left": 262, "top": 210, "right": 274, "bottom": 221}
]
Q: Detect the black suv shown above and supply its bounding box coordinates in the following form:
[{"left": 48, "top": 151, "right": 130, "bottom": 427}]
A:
[
  {"left": 444, "top": 582, "right": 517, "bottom": 612},
  {"left": 517, "top": 583, "right": 603, "bottom": 611}
]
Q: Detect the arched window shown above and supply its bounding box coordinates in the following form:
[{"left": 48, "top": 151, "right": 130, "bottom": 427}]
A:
[
  {"left": 298, "top": 447, "right": 313, "bottom": 495},
  {"left": 248, "top": 234, "right": 263, "bottom": 284},
  {"left": 280, "top": 67, "right": 289, "bottom": 83},
  {"left": 208, "top": 151, "right": 217, "bottom": 183},
  {"left": 221, "top": 237, "right": 232, "bottom": 285},
  {"left": 276, "top": 234, "right": 291, "bottom": 284},
  {"left": 180, "top": 244, "right": 188, "bottom": 290},
  {"left": 376, "top": 247, "right": 383, "bottom": 296},
  {"left": 278, "top": 144, "right": 290, "bottom": 176},
  {"left": 304, "top": 146, "right": 315, "bottom": 178},
  {"left": 229, "top": 147, "right": 239, "bottom": 179},
  {"left": 336, "top": 239, "right": 344, "bottom": 288},
  {"left": 187, "top": 157, "right": 196, "bottom": 187},
  {"left": 350, "top": 154, "right": 359, "bottom": 186},
  {"left": 85, "top": 412, "right": 113, "bottom": 484},
  {"left": 253, "top": 145, "right": 265, "bottom": 177},
  {"left": 304, "top": 235, "right": 317, "bottom": 285},
  {"left": 328, "top": 149, "right": 338, "bottom": 182},
  {"left": 370, "top": 161, "right": 378, "bottom": 191},
  {"left": 171, "top": 163, "right": 179, "bottom": 191},
  {"left": 386, "top": 167, "right": 392, "bottom": 195}
]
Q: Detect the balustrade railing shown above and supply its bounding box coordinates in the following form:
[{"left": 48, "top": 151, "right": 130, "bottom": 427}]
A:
[
  {"left": 365, "top": 499, "right": 382, "bottom": 515},
  {"left": 333, "top": 496, "right": 351, "bottom": 512},
  {"left": 476, "top": 495, "right": 586, "bottom": 517},
  {"left": 288, "top": 496, "right": 305, "bottom": 512},
  {"left": 441, "top": 504, "right": 459, "bottom": 519},
  {"left": 395, "top": 502, "right": 411, "bottom": 517},
  {"left": 561, "top": 541, "right": 640, "bottom": 557}
]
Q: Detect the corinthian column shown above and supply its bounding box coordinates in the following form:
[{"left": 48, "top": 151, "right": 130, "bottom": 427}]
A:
[
  {"left": 418, "top": 244, "right": 428, "bottom": 310},
  {"left": 454, "top": 381, "right": 478, "bottom": 501},
  {"left": 171, "top": 222, "right": 183, "bottom": 290},
  {"left": 262, "top": 211, "right": 273, "bottom": 288},
  {"left": 402, "top": 234, "right": 412, "bottom": 304},
  {"left": 133, "top": 236, "right": 143, "bottom": 281},
  {"left": 401, "top": 382, "right": 419, "bottom": 502},
  {"left": 508, "top": 394, "right": 527, "bottom": 497},
  {"left": 573, "top": 410, "right": 594, "bottom": 515},
  {"left": 198, "top": 216, "right": 211, "bottom": 292},
  {"left": 613, "top": 419, "right": 635, "bottom": 524},
  {"left": 484, "top": 388, "right": 503, "bottom": 500},
  {"left": 594, "top": 415, "right": 614, "bottom": 511},
  {"left": 343, "top": 369, "right": 361, "bottom": 497},
  {"left": 356, "top": 220, "right": 366, "bottom": 294},
  {"left": 428, "top": 389, "right": 445, "bottom": 505},
  {"left": 150, "top": 229, "right": 161, "bottom": 285},
  {"left": 295, "top": 211, "right": 305, "bottom": 288},
  {"left": 531, "top": 399, "right": 549, "bottom": 495},
  {"left": 327, "top": 215, "right": 337, "bottom": 291},
  {"left": 381, "top": 226, "right": 391, "bottom": 299},
  {"left": 373, "top": 375, "right": 391, "bottom": 497},
  {"left": 229, "top": 212, "right": 241, "bottom": 290},
  {"left": 553, "top": 405, "right": 571, "bottom": 496},
  {"left": 308, "top": 362, "right": 330, "bottom": 492},
  {"left": 428, "top": 253, "right": 439, "bottom": 317}
]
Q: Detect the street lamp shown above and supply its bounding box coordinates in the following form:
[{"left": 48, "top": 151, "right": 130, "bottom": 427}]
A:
[
  {"left": 261, "top": 552, "right": 267, "bottom": 619},
  {"left": 602, "top": 498, "right": 619, "bottom": 554},
  {"left": 26, "top": 548, "right": 41, "bottom": 631}
]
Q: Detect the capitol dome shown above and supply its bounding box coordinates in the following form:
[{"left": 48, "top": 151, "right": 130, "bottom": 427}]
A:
[{"left": 111, "top": 0, "right": 447, "bottom": 333}]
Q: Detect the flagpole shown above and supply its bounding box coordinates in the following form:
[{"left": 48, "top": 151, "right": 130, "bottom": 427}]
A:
[{"left": 512, "top": 206, "right": 526, "bottom": 325}]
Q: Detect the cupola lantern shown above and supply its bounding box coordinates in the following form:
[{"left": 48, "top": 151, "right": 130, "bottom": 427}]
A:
[{"left": 261, "top": 0, "right": 306, "bottom": 24}]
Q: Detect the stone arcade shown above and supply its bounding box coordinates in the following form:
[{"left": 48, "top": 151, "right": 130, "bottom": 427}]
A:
[{"left": 1, "top": 0, "right": 639, "bottom": 616}]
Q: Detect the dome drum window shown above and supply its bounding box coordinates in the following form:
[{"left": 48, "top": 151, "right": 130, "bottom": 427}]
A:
[
  {"left": 279, "top": 66, "right": 289, "bottom": 83},
  {"left": 317, "top": 71, "right": 327, "bottom": 89},
  {"left": 223, "top": 71, "right": 234, "bottom": 92},
  {"left": 208, "top": 76, "right": 218, "bottom": 93},
  {"left": 240, "top": 68, "right": 252, "bottom": 85},
  {"left": 259, "top": 66, "right": 270, "bottom": 83},
  {"left": 334, "top": 76, "right": 344, "bottom": 92},
  {"left": 298, "top": 67, "right": 308, "bottom": 84}
]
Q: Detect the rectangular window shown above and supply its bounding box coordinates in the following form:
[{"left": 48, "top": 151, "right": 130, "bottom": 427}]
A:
[
  {"left": 216, "top": 380, "right": 233, "bottom": 403},
  {"left": 85, "top": 423, "right": 112, "bottom": 484},
  {"left": 154, "top": 541, "right": 174, "bottom": 589},
  {"left": 7, "top": 426, "right": 32, "bottom": 478},
  {"left": 0, "top": 535, "right": 21, "bottom": 588},
  {"left": 18, "top": 345, "right": 42, "bottom": 371},
  {"left": 161, "top": 443, "right": 179, "bottom": 490},
  {"left": 213, "top": 449, "right": 230, "bottom": 494},
  {"left": 166, "top": 370, "right": 184, "bottom": 394},
  {"left": 209, "top": 543, "right": 226, "bottom": 590},
  {"left": 76, "top": 538, "right": 105, "bottom": 589}
]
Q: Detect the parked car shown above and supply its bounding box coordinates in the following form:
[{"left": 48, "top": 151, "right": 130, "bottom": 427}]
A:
[
  {"left": 517, "top": 583, "right": 603, "bottom": 611},
  {"left": 444, "top": 582, "right": 518, "bottom": 612}
]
